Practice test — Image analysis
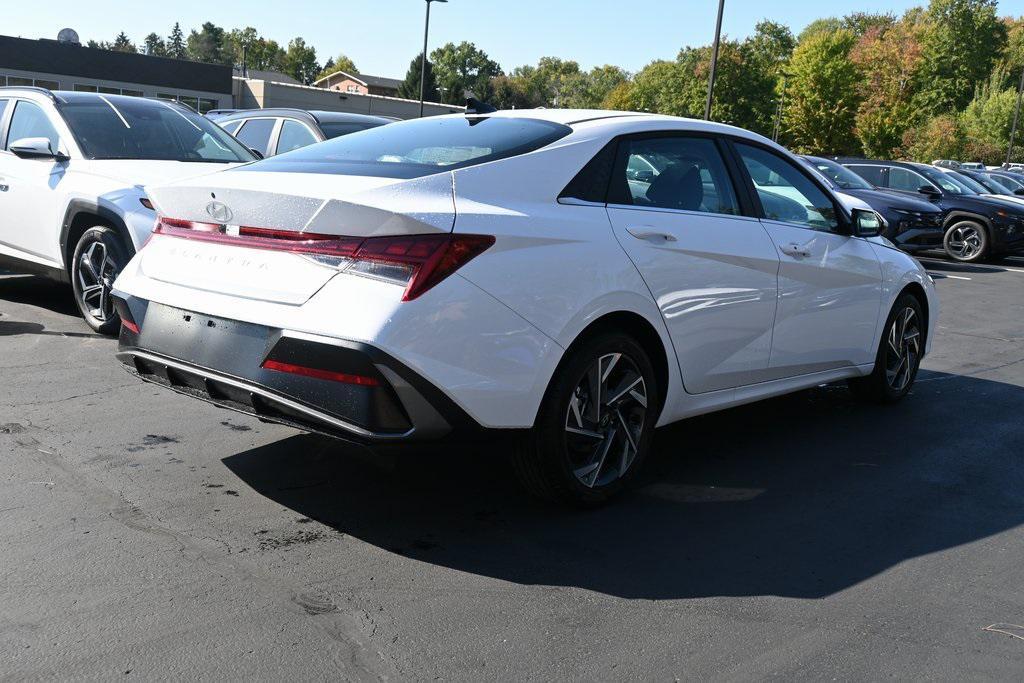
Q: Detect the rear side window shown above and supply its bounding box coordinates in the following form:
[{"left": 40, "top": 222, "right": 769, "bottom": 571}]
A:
[
  {"left": 276, "top": 119, "right": 318, "bottom": 154},
  {"left": 609, "top": 136, "right": 739, "bottom": 215},
  {"left": 319, "top": 121, "right": 384, "bottom": 139},
  {"left": 0, "top": 99, "right": 8, "bottom": 127},
  {"left": 847, "top": 164, "right": 886, "bottom": 187},
  {"left": 240, "top": 116, "right": 572, "bottom": 179},
  {"left": 5, "top": 100, "right": 61, "bottom": 152},
  {"left": 235, "top": 118, "right": 276, "bottom": 157}
]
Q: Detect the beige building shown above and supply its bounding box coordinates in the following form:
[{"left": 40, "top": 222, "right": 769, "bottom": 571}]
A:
[{"left": 235, "top": 76, "right": 462, "bottom": 120}]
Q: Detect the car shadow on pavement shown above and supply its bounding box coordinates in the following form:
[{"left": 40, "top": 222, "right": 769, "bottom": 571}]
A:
[
  {"left": 0, "top": 274, "right": 81, "bottom": 318},
  {"left": 223, "top": 370, "right": 1024, "bottom": 600}
]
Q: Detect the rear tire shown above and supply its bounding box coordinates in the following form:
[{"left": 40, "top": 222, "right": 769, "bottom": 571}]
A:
[
  {"left": 847, "top": 294, "right": 924, "bottom": 403},
  {"left": 511, "top": 332, "right": 659, "bottom": 506},
  {"left": 71, "top": 226, "right": 131, "bottom": 336},
  {"left": 943, "top": 220, "right": 988, "bottom": 262}
]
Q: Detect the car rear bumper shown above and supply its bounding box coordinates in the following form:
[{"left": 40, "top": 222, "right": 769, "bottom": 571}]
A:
[{"left": 113, "top": 295, "right": 483, "bottom": 444}]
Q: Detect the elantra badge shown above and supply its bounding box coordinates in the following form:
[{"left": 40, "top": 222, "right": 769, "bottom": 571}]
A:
[{"left": 205, "top": 200, "right": 233, "bottom": 223}]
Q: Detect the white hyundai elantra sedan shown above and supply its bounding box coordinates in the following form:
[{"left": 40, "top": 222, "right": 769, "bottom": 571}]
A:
[{"left": 112, "top": 110, "right": 937, "bottom": 504}]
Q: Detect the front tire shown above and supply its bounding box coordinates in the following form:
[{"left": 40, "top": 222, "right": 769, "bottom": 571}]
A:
[
  {"left": 71, "top": 226, "right": 130, "bottom": 336},
  {"left": 848, "top": 294, "right": 924, "bottom": 403},
  {"left": 512, "top": 332, "right": 659, "bottom": 506},
  {"left": 943, "top": 220, "right": 988, "bottom": 262}
]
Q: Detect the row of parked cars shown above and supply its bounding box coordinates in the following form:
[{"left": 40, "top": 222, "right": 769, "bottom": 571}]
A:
[
  {"left": 0, "top": 85, "right": 987, "bottom": 504},
  {"left": 802, "top": 156, "right": 1024, "bottom": 263}
]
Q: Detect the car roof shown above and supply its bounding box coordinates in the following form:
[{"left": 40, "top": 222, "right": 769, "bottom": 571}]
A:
[{"left": 212, "top": 108, "right": 394, "bottom": 126}]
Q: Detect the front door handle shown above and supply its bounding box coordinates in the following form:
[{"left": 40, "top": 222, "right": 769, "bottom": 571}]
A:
[
  {"left": 0, "top": 179, "right": 7, "bottom": 192},
  {"left": 626, "top": 226, "right": 677, "bottom": 242},
  {"left": 780, "top": 242, "right": 812, "bottom": 257}
]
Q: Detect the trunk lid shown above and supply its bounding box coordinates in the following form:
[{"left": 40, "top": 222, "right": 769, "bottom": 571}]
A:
[{"left": 139, "top": 170, "right": 455, "bottom": 305}]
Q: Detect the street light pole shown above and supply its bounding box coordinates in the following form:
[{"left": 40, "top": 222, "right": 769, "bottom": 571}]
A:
[
  {"left": 419, "top": 0, "right": 447, "bottom": 118},
  {"left": 772, "top": 72, "right": 790, "bottom": 142},
  {"left": 1006, "top": 65, "right": 1024, "bottom": 166},
  {"left": 704, "top": 0, "right": 726, "bottom": 120}
]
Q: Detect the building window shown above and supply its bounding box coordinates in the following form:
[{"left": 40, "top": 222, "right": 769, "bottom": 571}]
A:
[
  {"left": 98, "top": 86, "right": 120, "bottom": 95},
  {"left": 34, "top": 79, "right": 60, "bottom": 90},
  {"left": 197, "top": 98, "right": 217, "bottom": 114},
  {"left": 121, "top": 89, "right": 143, "bottom": 97},
  {"left": 346, "top": 85, "right": 359, "bottom": 93},
  {"left": 74, "top": 84, "right": 98, "bottom": 92},
  {"left": 156, "top": 93, "right": 177, "bottom": 101},
  {"left": 8, "top": 77, "right": 34, "bottom": 87}
]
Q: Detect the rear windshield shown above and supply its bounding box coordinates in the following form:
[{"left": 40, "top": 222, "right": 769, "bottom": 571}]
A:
[
  {"left": 58, "top": 95, "right": 255, "bottom": 163},
  {"left": 319, "top": 121, "right": 386, "bottom": 139},
  {"left": 239, "top": 116, "right": 572, "bottom": 178}
]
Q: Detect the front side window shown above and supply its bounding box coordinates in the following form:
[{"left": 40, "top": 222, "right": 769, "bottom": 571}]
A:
[
  {"left": 887, "top": 167, "right": 932, "bottom": 193},
  {"left": 234, "top": 118, "right": 277, "bottom": 157},
  {"left": 915, "top": 165, "right": 974, "bottom": 194},
  {"left": 5, "top": 100, "right": 61, "bottom": 152},
  {"left": 610, "top": 135, "right": 739, "bottom": 215},
  {"left": 276, "top": 119, "right": 318, "bottom": 154},
  {"left": 57, "top": 94, "right": 254, "bottom": 162},
  {"left": 808, "top": 158, "right": 873, "bottom": 190},
  {"left": 240, "top": 116, "right": 572, "bottom": 179},
  {"left": 736, "top": 143, "right": 838, "bottom": 231}
]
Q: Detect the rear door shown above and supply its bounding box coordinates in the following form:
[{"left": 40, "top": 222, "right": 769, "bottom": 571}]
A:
[
  {"left": 731, "top": 141, "right": 882, "bottom": 377},
  {"left": 605, "top": 133, "right": 780, "bottom": 394},
  {"left": 234, "top": 117, "right": 279, "bottom": 158}
]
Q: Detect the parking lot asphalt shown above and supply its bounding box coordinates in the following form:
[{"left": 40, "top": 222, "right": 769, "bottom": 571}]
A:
[{"left": 2, "top": 253, "right": 1024, "bottom": 680}]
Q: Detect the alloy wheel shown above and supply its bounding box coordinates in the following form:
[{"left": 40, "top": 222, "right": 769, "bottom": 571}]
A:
[
  {"left": 946, "top": 224, "right": 983, "bottom": 260},
  {"left": 77, "top": 241, "right": 118, "bottom": 323},
  {"left": 564, "top": 352, "right": 648, "bottom": 489},
  {"left": 885, "top": 307, "right": 921, "bottom": 392}
]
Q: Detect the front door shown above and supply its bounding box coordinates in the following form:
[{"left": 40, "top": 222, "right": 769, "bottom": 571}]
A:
[
  {"left": 605, "top": 134, "right": 780, "bottom": 394},
  {"left": 0, "top": 99, "right": 69, "bottom": 265},
  {"left": 732, "top": 142, "right": 883, "bottom": 377}
]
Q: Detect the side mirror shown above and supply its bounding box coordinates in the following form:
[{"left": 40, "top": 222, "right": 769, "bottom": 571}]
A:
[
  {"left": 918, "top": 185, "right": 940, "bottom": 197},
  {"left": 249, "top": 148, "right": 265, "bottom": 160},
  {"left": 9, "top": 137, "right": 67, "bottom": 161},
  {"left": 852, "top": 208, "right": 883, "bottom": 238}
]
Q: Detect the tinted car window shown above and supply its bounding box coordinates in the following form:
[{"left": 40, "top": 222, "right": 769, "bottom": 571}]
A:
[
  {"left": 220, "top": 120, "right": 242, "bottom": 136},
  {"left": 736, "top": 143, "right": 837, "bottom": 231},
  {"left": 991, "top": 173, "right": 1024, "bottom": 191},
  {"left": 235, "top": 118, "right": 277, "bottom": 157},
  {"left": 846, "top": 164, "right": 885, "bottom": 187},
  {"left": 58, "top": 96, "right": 253, "bottom": 162},
  {"left": 611, "top": 136, "right": 739, "bottom": 215},
  {"left": 276, "top": 119, "right": 318, "bottom": 154},
  {"left": 807, "top": 158, "right": 872, "bottom": 190},
  {"left": 887, "top": 167, "right": 931, "bottom": 193},
  {"left": 319, "top": 121, "right": 385, "bottom": 139},
  {"left": 241, "top": 116, "right": 572, "bottom": 179},
  {"left": 6, "top": 100, "right": 61, "bottom": 152},
  {"left": 0, "top": 99, "right": 8, "bottom": 126},
  {"left": 947, "top": 171, "right": 988, "bottom": 194}
]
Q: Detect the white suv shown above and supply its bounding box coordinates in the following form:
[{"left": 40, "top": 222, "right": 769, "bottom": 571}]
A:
[{"left": 0, "top": 88, "right": 254, "bottom": 334}]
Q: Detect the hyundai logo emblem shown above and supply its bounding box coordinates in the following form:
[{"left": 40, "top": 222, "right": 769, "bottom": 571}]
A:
[{"left": 205, "top": 200, "right": 233, "bottom": 223}]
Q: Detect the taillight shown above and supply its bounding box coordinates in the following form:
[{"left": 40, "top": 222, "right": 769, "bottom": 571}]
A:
[
  {"left": 261, "top": 359, "right": 380, "bottom": 386},
  {"left": 152, "top": 217, "right": 494, "bottom": 301}
]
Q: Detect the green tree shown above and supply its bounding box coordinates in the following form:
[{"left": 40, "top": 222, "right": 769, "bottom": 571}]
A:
[
  {"left": 315, "top": 53, "right": 357, "bottom": 81},
  {"left": 899, "top": 114, "right": 966, "bottom": 160},
  {"left": 560, "top": 65, "right": 629, "bottom": 109},
  {"left": 961, "top": 72, "right": 1019, "bottom": 147},
  {"left": 167, "top": 22, "right": 187, "bottom": 60},
  {"left": 601, "top": 81, "right": 636, "bottom": 111},
  {"left": 397, "top": 53, "right": 440, "bottom": 102},
  {"left": 143, "top": 33, "right": 166, "bottom": 57},
  {"left": 491, "top": 74, "right": 540, "bottom": 109},
  {"left": 798, "top": 17, "right": 842, "bottom": 43},
  {"left": 851, "top": 17, "right": 926, "bottom": 156},
  {"left": 283, "top": 37, "right": 320, "bottom": 85},
  {"left": 783, "top": 29, "right": 862, "bottom": 154},
  {"left": 628, "top": 60, "right": 688, "bottom": 116},
  {"left": 187, "top": 22, "right": 228, "bottom": 64},
  {"left": 111, "top": 32, "right": 137, "bottom": 53},
  {"left": 430, "top": 41, "right": 502, "bottom": 104},
  {"left": 915, "top": 0, "right": 1006, "bottom": 114},
  {"left": 842, "top": 12, "right": 896, "bottom": 37}
]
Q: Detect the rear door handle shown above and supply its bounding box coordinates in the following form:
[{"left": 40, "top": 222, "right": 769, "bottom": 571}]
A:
[
  {"left": 780, "top": 242, "right": 812, "bottom": 257},
  {"left": 626, "top": 227, "right": 677, "bottom": 242}
]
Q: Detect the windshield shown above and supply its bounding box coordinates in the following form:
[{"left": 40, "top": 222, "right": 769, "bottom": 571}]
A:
[
  {"left": 807, "top": 157, "right": 873, "bottom": 190},
  {"left": 916, "top": 165, "right": 977, "bottom": 194},
  {"left": 58, "top": 95, "right": 255, "bottom": 162},
  {"left": 947, "top": 171, "right": 989, "bottom": 194},
  {"left": 242, "top": 116, "right": 572, "bottom": 178}
]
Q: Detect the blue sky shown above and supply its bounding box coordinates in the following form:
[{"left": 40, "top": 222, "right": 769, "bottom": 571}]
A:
[{"left": 7, "top": 0, "right": 1024, "bottom": 78}]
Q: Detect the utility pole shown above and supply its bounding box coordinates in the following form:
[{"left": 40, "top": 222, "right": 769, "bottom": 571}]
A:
[
  {"left": 772, "top": 72, "right": 790, "bottom": 142},
  {"left": 704, "top": 0, "right": 726, "bottom": 120},
  {"left": 1006, "top": 66, "right": 1024, "bottom": 166},
  {"left": 242, "top": 43, "right": 248, "bottom": 79},
  {"left": 419, "top": 0, "right": 447, "bottom": 118}
]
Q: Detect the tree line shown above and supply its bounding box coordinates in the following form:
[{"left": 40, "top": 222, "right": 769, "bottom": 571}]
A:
[{"left": 88, "top": 0, "right": 1024, "bottom": 162}]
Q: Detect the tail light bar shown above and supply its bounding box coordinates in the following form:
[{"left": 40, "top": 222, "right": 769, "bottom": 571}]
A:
[{"left": 152, "top": 217, "right": 494, "bottom": 301}]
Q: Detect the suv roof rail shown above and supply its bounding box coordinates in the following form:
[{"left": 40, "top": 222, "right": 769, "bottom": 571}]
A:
[{"left": 0, "top": 85, "right": 59, "bottom": 101}]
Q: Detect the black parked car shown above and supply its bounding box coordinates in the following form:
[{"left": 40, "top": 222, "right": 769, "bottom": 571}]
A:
[
  {"left": 838, "top": 158, "right": 1024, "bottom": 262},
  {"left": 957, "top": 168, "right": 1024, "bottom": 199},
  {"left": 801, "top": 156, "right": 945, "bottom": 253},
  {"left": 209, "top": 108, "right": 395, "bottom": 158}
]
